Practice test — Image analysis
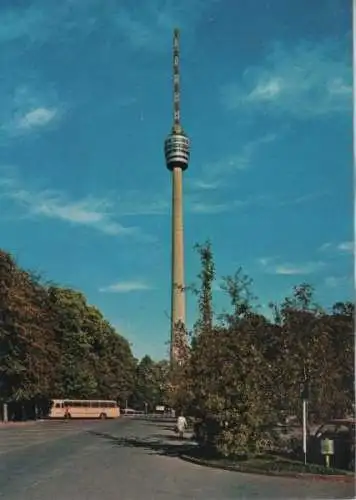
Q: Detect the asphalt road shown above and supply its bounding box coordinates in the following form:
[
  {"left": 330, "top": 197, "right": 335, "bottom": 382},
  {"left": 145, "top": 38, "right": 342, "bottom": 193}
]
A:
[{"left": 0, "top": 418, "right": 354, "bottom": 499}]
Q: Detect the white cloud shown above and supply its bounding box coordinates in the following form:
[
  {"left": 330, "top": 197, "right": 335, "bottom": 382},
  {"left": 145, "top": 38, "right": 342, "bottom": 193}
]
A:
[
  {"left": 258, "top": 257, "right": 325, "bottom": 275},
  {"left": 99, "top": 281, "right": 152, "bottom": 293},
  {"left": 286, "top": 192, "right": 329, "bottom": 206},
  {"left": 327, "top": 77, "right": 352, "bottom": 96},
  {"left": 222, "top": 38, "right": 351, "bottom": 118},
  {"left": 274, "top": 263, "right": 324, "bottom": 276},
  {"left": 257, "top": 257, "right": 275, "bottom": 268},
  {"left": 186, "top": 189, "right": 326, "bottom": 216},
  {"left": 0, "top": 171, "right": 238, "bottom": 231},
  {"left": 319, "top": 242, "right": 332, "bottom": 252},
  {"left": 0, "top": 175, "right": 144, "bottom": 238},
  {"left": 12, "top": 189, "right": 138, "bottom": 236},
  {"left": 0, "top": 86, "right": 64, "bottom": 138},
  {"left": 188, "top": 179, "right": 222, "bottom": 191},
  {"left": 248, "top": 77, "right": 284, "bottom": 101},
  {"left": 17, "top": 107, "right": 57, "bottom": 129},
  {"left": 119, "top": 187, "right": 324, "bottom": 217},
  {"left": 337, "top": 241, "right": 354, "bottom": 253},
  {"left": 115, "top": 189, "right": 240, "bottom": 216},
  {"left": 193, "top": 133, "right": 277, "bottom": 187},
  {"left": 319, "top": 241, "right": 354, "bottom": 254},
  {"left": 186, "top": 189, "right": 325, "bottom": 216}
]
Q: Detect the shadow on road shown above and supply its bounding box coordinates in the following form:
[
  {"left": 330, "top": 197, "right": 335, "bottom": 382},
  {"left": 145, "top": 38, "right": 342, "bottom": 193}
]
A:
[
  {"left": 131, "top": 421, "right": 173, "bottom": 429},
  {"left": 134, "top": 417, "right": 176, "bottom": 424},
  {"left": 88, "top": 430, "right": 195, "bottom": 458},
  {"left": 152, "top": 433, "right": 187, "bottom": 442}
]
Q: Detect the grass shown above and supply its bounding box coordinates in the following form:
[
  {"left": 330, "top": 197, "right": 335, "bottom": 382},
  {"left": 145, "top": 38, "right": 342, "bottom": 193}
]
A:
[{"left": 184, "top": 447, "right": 354, "bottom": 476}]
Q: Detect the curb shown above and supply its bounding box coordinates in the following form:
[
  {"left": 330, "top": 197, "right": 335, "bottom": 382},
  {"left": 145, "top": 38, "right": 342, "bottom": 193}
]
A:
[{"left": 180, "top": 454, "right": 355, "bottom": 483}]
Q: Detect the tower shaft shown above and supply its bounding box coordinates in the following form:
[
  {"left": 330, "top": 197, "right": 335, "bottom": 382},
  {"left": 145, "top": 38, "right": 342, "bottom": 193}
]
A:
[{"left": 170, "top": 166, "right": 185, "bottom": 362}]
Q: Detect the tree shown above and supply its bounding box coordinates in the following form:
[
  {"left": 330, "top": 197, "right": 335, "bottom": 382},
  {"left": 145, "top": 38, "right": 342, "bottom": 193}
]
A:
[
  {"left": 0, "top": 249, "right": 138, "bottom": 419},
  {"left": 193, "top": 240, "right": 215, "bottom": 335},
  {"left": 171, "top": 242, "right": 355, "bottom": 458},
  {"left": 130, "top": 356, "right": 169, "bottom": 411},
  {"left": 48, "top": 287, "right": 98, "bottom": 398},
  {"left": 265, "top": 283, "right": 323, "bottom": 418},
  {"left": 265, "top": 285, "right": 354, "bottom": 422},
  {"left": 168, "top": 244, "right": 273, "bottom": 455},
  {"left": 0, "top": 253, "right": 59, "bottom": 404},
  {"left": 48, "top": 287, "right": 137, "bottom": 404}
]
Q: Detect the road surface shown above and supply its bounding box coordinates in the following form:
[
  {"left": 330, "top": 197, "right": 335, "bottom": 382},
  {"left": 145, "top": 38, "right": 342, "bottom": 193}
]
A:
[{"left": 0, "top": 418, "right": 354, "bottom": 499}]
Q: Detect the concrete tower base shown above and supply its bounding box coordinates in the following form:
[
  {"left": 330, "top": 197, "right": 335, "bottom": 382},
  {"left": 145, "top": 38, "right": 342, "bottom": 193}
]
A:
[{"left": 170, "top": 166, "right": 186, "bottom": 363}]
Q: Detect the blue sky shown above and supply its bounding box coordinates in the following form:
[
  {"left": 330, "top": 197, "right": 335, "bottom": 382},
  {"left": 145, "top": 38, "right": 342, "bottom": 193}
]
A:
[{"left": 0, "top": 0, "right": 353, "bottom": 360}]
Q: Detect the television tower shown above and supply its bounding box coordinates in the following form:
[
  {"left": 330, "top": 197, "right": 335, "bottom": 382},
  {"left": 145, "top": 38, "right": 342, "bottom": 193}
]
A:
[{"left": 164, "top": 28, "right": 190, "bottom": 365}]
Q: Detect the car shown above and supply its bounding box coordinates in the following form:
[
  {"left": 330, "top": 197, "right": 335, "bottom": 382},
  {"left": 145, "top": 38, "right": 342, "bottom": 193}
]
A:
[{"left": 308, "top": 418, "right": 355, "bottom": 471}]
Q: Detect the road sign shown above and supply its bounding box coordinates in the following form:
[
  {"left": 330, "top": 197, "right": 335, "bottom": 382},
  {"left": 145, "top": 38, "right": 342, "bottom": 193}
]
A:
[
  {"left": 321, "top": 438, "right": 334, "bottom": 455},
  {"left": 321, "top": 438, "right": 334, "bottom": 468}
]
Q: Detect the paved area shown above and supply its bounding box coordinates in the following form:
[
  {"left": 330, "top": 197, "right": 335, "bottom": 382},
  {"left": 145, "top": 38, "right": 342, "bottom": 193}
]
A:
[
  {"left": 0, "top": 419, "right": 106, "bottom": 455},
  {"left": 0, "top": 418, "right": 354, "bottom": 499}
]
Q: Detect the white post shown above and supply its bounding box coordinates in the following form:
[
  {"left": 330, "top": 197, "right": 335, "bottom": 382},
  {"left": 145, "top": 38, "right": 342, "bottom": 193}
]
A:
[
  {"left": 302, "top": 399, "right": 307, "bottom": 464},
  {"left": 3, "top": 403, "right": 8, "bottom": 423}
]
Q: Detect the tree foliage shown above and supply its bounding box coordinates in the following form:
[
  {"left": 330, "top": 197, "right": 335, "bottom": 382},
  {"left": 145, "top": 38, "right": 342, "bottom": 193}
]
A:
[
  {"left": 0, "top": 250, "right": 137, "bottom": 416},
  {"left": 169, "top": 242, "right": 355, "bottom": 458},
  {"left": 129, "top": 355, "right": 170, "bottom": 412}
]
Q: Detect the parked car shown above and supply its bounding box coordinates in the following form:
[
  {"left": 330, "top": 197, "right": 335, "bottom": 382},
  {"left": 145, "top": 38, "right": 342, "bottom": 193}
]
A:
[{"left": 308, "top": 418, "right": 355, "bottom": 471}]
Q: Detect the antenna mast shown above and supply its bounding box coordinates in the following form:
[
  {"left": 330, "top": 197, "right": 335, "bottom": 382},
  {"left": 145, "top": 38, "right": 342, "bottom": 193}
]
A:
[{"left": 173, "top": 28, "right": 181, "bottom": 134}]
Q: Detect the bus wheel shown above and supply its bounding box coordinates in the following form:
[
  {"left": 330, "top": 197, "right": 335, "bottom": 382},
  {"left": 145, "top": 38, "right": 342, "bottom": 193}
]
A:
[{"left": 99, "top": 413, "right": 107, "bottom": 419}]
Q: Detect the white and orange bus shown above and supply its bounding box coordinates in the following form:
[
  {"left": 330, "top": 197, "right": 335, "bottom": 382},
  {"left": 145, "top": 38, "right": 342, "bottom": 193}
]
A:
[{"left": 48, "top": 399, "right": 120, "bottom": 419}]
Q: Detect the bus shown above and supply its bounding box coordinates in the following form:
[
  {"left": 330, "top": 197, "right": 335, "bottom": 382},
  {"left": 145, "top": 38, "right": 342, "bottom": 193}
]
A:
[{"left": 48, "top": 399, "right": 120, "bottom": 419}]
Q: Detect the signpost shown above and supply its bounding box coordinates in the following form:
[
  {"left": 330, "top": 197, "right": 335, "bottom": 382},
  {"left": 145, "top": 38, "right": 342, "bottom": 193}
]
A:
[
  {"left": 301, "top": 379, "right": 310, "bottom": 465},
  {"left": 302, "top": 399, "right": 307, "bottom": 464},
  {"left": 3, "top": 403, "right": 8, "bottom": 423}
]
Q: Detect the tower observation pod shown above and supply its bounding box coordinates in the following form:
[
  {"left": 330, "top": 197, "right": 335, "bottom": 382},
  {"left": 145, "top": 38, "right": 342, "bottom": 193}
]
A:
[{"left": 164, "top": 28, "right": 190, "bottom": 365}]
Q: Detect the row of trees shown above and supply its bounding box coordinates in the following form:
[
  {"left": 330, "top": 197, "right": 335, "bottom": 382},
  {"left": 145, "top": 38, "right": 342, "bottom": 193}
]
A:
[
  {"left": 166, "top": 242, "right": 354, "bottom": 457},
  {"left": 0, "top": 250, "right": 166, "bottom": 419}
]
